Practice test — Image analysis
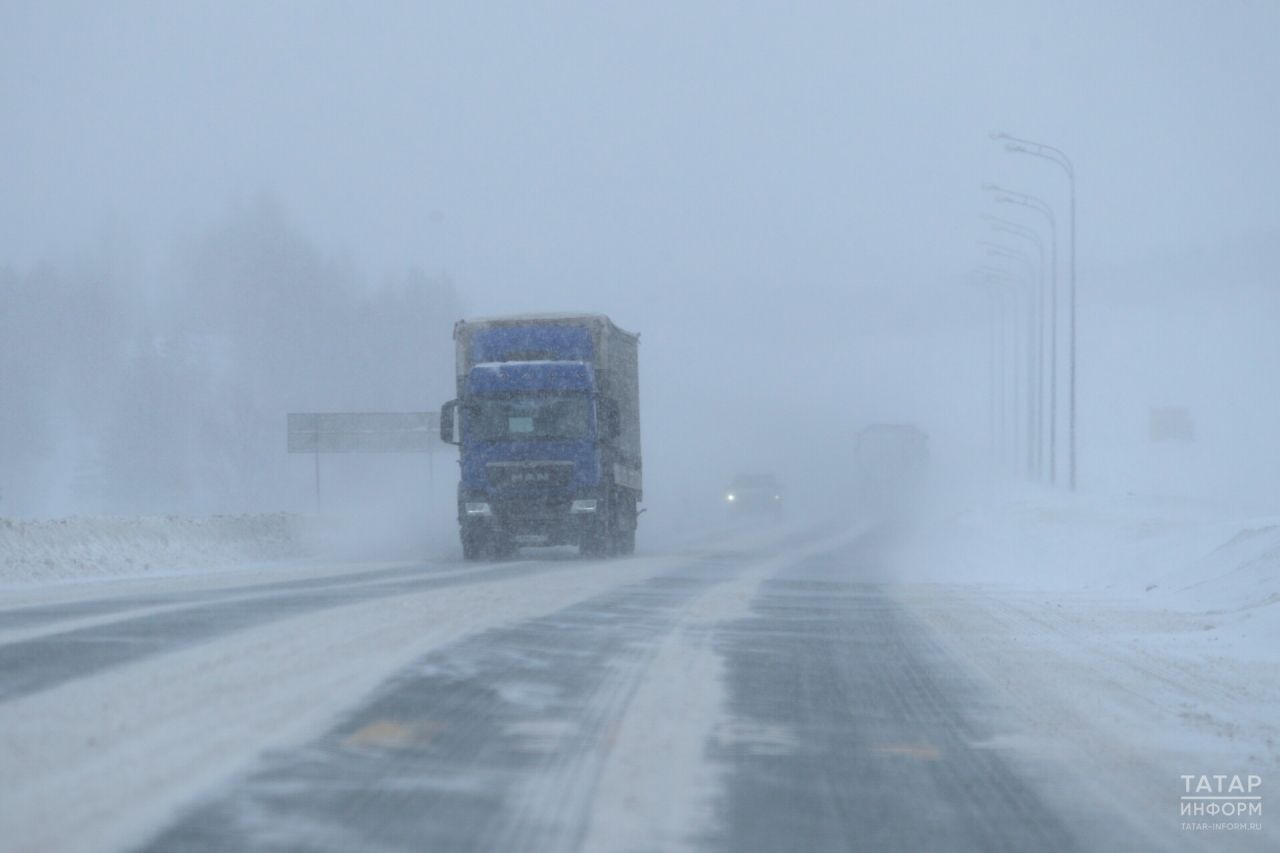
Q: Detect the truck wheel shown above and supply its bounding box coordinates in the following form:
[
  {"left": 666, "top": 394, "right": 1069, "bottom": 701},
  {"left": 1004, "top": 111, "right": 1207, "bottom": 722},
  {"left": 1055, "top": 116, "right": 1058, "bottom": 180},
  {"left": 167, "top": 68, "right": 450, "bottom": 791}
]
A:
[
  {"left": 612, "top": 491, "right": 637, "bottom": 555},
  {"left": 580, "top": 536, "right": 605, "bottom": 558},
  {"left": 615, "top": 527, "right": 635, "bottom": 555},
  {"left": 581, "top": 498, "right": 613, "bottom": 558},
  {"left": 491, "top": 533, "right": 517, "bottom": 560},
  {"left": 462, "top": 534, "right": 484, "bottom": 561},
  {"left": 580, "top": 524, "right": 608, "bottom": 558}
]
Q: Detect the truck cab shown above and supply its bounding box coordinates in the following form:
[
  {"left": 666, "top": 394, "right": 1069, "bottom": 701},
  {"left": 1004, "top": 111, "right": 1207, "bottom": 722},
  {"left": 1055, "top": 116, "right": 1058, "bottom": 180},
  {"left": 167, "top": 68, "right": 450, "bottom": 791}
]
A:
[{"left": 440, "top": 315, "right": 641, "bottom": 560}]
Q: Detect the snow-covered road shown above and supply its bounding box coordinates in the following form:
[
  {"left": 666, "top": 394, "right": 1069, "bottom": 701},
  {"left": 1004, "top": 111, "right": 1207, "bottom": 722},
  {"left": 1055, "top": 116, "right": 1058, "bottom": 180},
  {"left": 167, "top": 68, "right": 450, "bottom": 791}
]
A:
[{"left": 1, "top": 515, "right": 1274, "bottom": 852}]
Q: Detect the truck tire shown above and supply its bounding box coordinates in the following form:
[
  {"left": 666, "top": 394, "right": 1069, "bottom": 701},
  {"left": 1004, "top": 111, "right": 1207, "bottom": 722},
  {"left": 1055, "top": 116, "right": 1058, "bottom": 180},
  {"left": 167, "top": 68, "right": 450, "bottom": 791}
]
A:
[
  {"left": 615, "top": 527, "right": 635, "bottom": 555},
  {"left": 581, "top": 493, "right": 613, "bottom": 558},
  {"left": 612, "top": 490, "right": 637, "bottom": 555},
  {"left": 581, "top": 513, "right": 610, "bottom": 557},
  {"left": 580, "top": 532, "right": 607, "bottom": 558},
  {"left": 461, "top": 532, "right": 484, "bottom": 561},
  {"left": 491, "top": 533, "right": 518, "bottom": 560}
]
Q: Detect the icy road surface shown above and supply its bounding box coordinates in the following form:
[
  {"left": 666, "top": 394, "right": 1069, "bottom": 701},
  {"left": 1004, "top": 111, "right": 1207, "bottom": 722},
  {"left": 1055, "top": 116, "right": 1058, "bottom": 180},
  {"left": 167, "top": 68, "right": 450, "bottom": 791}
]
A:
[{"left": 1, "top": 522, "right": 1274, "bottom": 852}]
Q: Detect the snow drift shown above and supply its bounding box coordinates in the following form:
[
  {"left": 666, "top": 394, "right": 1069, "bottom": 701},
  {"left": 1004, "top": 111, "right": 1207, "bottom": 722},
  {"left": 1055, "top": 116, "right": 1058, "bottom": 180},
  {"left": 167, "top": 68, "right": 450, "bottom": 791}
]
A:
[
  {"left": 892, "top": 486, "right": 1280, "bottom": 664},
  {"left": 0, "top": 513, "right": 310, "bottom": 586}
]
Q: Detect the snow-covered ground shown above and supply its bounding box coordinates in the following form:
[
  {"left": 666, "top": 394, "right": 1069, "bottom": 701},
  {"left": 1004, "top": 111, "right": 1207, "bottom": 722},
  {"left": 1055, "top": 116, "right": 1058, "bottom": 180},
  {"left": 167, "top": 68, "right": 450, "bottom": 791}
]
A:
[
  {"left": 886, "top": 485, "right": 1279, "bottom": 849},
  {"left": 2, "top": 492, "right": 1275, "bottom": 851},
  {"left": 0, "top": 513, "right": 312, "bottom": 587},
  {"left": 892, "top": 485, "right": 1280, "bottom": 663},
  {"left": 0, "top": 553, "right": 689, "bottom": 853},
  {"left": 0, "top": 520, "right": 865, "bottom": 853}
]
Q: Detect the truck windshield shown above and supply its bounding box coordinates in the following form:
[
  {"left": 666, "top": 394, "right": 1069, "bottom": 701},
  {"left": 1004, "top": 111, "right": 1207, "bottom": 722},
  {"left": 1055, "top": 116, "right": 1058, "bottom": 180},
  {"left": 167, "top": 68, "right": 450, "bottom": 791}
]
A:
[{"left": 468, "top": 395, "right": 591, "bottom": 441}]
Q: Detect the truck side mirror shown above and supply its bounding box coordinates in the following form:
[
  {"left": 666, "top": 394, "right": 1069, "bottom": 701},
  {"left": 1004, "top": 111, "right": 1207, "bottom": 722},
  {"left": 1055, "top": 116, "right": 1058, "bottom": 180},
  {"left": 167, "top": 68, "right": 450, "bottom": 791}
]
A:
[{"left": 440, "top": 400, "right": 459, "bottom": 445}]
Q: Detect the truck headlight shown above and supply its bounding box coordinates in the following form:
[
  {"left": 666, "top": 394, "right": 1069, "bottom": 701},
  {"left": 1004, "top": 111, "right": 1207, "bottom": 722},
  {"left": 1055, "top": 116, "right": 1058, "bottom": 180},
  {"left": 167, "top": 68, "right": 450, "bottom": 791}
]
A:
[
  {"left": 464, "top": 502, "right": 492, "bottom": 516},
  {"left": 570, "top": 499, "right": 598, "bottom": 513}
]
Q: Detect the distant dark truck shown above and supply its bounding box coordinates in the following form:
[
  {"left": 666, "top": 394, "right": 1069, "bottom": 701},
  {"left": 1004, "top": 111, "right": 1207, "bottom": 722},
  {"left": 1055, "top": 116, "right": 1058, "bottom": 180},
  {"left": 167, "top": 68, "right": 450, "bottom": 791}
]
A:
[{"left": 440, "top": 314, "right": 641, "bottom": 560}]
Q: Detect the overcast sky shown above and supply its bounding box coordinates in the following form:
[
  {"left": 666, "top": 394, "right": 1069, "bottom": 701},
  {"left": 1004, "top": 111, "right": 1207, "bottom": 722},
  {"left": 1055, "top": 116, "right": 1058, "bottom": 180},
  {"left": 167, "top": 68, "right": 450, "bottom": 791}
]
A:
[
  {"left": 3, "top": 1, "right": 1278, "bottom": 509},
  {"left": 5, "top": 2, "right": 1278, "bottom": 285}
]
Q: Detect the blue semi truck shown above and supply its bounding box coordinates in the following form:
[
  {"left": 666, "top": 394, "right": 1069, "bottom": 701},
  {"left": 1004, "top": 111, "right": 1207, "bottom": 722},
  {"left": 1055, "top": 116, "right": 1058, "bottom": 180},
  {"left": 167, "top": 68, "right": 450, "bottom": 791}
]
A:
[{"left": 439, "top": 314, "right": 642, "bottom": 560}]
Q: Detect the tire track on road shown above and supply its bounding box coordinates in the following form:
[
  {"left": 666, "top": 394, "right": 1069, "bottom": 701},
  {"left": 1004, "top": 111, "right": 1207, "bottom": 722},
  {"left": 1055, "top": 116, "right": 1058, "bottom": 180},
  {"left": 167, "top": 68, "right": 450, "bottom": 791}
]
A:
[
  {"left": 137, "top": 525, "right": 865, "bottom": 853},
  {"left": 0, "top": 552, "right": 700, "bottom": 853},
  {"left": 0, "top": 558, "right": 601, "bottom": 703},
  {"left": 0, "top": 563, "right": 435, "bottom": 633},
  {"left": 139, "top": 568, "right": 731, "bottom": 853},
  {"left": 707, "top": 555, "right": 1090, "bottom": 853}
]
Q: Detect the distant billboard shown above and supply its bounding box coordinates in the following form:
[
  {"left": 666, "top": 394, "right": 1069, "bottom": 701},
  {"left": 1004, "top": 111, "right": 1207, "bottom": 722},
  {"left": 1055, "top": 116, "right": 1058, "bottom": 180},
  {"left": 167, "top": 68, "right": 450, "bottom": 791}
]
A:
[{"left": 287, "top": 412, "right": 438, "bottom": 453}]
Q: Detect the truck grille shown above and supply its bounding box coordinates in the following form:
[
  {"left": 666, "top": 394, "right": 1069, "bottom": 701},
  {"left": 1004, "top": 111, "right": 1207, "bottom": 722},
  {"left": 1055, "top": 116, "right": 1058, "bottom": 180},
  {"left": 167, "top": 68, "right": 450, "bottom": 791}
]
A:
[
  {"left": 491, "top": 494, "right": 572, "bottom": 521},
  {"left": 486, "top": 461, "right": 574, "bottom": 490}
]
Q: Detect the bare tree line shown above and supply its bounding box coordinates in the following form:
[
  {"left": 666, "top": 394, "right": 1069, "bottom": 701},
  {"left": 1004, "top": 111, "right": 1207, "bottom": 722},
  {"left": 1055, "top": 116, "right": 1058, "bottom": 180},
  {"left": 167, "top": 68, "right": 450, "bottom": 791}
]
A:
[{"left": 0, "top": 197, "right": 459, "bottom": 517}]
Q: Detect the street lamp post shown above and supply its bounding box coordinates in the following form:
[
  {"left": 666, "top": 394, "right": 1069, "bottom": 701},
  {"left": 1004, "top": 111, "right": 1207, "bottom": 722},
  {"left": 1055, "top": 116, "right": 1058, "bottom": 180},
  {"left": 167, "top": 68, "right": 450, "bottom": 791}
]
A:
[
  {"left": 982, "top": 183, "right": 1060, "bottom": 486},
  {"left": 984, "top": 217, "right": 1046, "bottom": 480},
  {"left": 992, "top": 133, "right": 1078, "bottom": 490},
  {"left": 975, "top": 266, "right": 1024, "bottom": 475},
  {"left": 982, "top": 243, "right": 1039, "bottom": 480},
  {"left": 968, "top": 274, "right": 1007, "bottom": 468}
]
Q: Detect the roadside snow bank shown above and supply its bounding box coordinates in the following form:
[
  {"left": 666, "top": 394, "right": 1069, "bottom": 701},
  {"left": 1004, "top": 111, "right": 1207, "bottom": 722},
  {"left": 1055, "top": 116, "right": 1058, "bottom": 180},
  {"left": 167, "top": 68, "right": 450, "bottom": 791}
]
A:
[
  {"left": 896, "top": 488, "right": 1277, "bottom": 597},
  {"left": 0, "top": 514, "right": 311, "bottom": 586},
  {"left": 893, "top": 487, "right": 1280, "bottom": 663},
  {"left": 890, "top": 490, "right": 1279, "bottom": 849}
]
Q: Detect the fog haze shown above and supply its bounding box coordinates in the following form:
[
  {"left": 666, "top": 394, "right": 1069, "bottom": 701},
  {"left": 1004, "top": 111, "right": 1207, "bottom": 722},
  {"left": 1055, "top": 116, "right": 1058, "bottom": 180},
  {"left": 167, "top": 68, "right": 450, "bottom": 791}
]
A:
[{"left": 3, "top": 1, "right": 1278, "bottom": 525}]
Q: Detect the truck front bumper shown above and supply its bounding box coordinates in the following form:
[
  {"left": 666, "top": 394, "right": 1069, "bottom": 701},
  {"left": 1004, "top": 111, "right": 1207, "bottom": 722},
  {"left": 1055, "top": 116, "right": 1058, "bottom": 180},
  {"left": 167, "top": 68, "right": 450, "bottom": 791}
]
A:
[{"left": 460, "top": 495, "right": 602, "bottom": 547}]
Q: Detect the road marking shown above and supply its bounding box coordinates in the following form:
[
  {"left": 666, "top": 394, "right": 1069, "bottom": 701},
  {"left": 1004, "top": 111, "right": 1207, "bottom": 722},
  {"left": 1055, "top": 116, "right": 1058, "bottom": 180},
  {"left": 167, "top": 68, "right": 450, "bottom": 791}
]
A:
[{"left": 342, "top": 718, "right": 446, "bottom": 750}]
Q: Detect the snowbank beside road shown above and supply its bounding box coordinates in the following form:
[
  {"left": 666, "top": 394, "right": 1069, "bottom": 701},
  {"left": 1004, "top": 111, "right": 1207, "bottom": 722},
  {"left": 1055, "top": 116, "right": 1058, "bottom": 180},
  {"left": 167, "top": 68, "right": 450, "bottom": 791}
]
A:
[
  {"left": 891, "top": 489, "right": 1280, "bottom": 848},
  {"left": 893, "top": 486, "right": 1280, "bottom": 663},
  {"left": 0, "top": 513, "right": 311, "bottom": 586}
]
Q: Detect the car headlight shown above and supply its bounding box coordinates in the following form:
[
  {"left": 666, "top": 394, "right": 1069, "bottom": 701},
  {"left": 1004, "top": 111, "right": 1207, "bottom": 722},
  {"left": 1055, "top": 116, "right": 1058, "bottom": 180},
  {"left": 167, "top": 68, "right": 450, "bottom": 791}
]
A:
[{"left": 726, "top": 493, "right": 736, "bottom": 502}]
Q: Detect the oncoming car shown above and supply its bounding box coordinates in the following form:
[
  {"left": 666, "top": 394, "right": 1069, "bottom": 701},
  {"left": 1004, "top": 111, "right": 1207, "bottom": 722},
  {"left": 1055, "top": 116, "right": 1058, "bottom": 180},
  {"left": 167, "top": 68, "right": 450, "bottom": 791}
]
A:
[{"left": 724, "top": 473, "right": 783, "bottom": 514}]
